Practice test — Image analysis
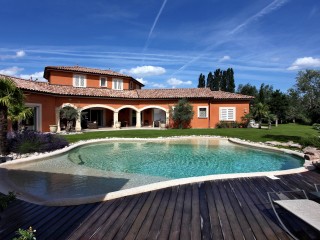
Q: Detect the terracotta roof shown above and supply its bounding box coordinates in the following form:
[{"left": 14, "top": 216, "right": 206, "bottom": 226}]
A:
[
  {"left": 136, "top": 88, "right": 254, "bottom": 100},
  {"left": 44, "top": 66, "right": 144, "bottom": 87},
  {"left": 1, "top": 74, "right": 254, "bottom": 100}
]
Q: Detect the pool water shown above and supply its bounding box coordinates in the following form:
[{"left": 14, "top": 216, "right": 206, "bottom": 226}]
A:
[
  {"left": 68, "top": 139, "right": 303, "bottom": 178},
  {"left": 2, "top": 138, "right": 303, "bottom": 203}
]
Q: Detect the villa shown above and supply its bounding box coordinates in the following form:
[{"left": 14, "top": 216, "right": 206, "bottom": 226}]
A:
[{"left": 2, "top": 66, "right": 253, "bottom": 132}]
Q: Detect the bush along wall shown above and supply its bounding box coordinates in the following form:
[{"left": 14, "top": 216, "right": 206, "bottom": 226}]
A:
[{"left": 8, "top": 131, "right": 69, "bottom": 154}]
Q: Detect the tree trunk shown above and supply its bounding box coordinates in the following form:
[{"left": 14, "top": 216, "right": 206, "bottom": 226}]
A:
[
  {"left": 258, "top": 120, "right": 262, "bottom": 129},
  {"left": 0, "top": 105, "right": 9, "bottom": 155}
]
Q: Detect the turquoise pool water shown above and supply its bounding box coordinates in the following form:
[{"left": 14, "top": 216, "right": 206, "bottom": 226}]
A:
[
  {"left": 68, "top": 139, "right": 303, "bottom": 178},
  {"left": 2, "top": 139, "right": 303, "bottom": 203}
]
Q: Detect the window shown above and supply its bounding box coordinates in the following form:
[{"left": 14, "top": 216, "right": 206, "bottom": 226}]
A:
[
  {"left": 112, "top": 79, "right": 123, "bottom": 90},
  {"left": 129, "top": 81, "right": 134, "bottom": 90},
  {"left": 73, "top": 75, "right": 86, "bottom": 87},
  {"left": 100, "top": 77, "right": 107, "bottom": 87},
  {"left": 219, "top": 107, "right": 236, "bottom": 121},
  {"left": 198, "top": 106, "right": 208, "bottom": 118}
]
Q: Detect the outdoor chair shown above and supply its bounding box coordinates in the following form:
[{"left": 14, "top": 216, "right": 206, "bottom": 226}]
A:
[{"left": 268, "top": 190, "right": 320, "bottom": 240}]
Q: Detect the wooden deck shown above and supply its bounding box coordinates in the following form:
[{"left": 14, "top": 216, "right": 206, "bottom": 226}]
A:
[{"left": 1, "top": 171, "right": 320, "bottom": 240}]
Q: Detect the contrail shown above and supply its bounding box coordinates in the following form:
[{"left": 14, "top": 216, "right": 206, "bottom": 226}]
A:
[
  {"left": 143, "top": 0, "right": 168, "bottom": 54},
  {"left": 172, "top": 0, "right": 290, "bottom": 77},
  {"left": 229, "top": 0, "right": 290, "bottom": 35}
]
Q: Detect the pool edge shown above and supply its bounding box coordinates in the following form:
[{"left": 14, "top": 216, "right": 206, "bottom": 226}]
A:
[{"left": 0, "top": 136, "right": 310, "bottom": 206}]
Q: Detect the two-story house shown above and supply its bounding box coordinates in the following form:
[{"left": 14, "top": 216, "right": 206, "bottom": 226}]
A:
[{"left": 3, "top": 65, "right": 253, "bottom": 132}]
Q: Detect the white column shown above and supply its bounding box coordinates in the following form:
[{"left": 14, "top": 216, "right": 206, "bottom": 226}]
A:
[
  {"left": 166, "top": 111, "right": 170, "bottom": 125},
  {"left": 75, "top": 110, "right": 81, "bottom": 131},
  {"left": 136, "top": 110, "right": 141, "bottom": 128},
  {"left": 113, "top": 111, "right": 118, "bottom": 128},
  {"left": 55, "top": 107, "right": 61, "bottom": 133}
]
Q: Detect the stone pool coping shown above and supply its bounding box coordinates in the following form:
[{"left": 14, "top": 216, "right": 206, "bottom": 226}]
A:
[{"left": 0, "top": 136, "right": 309, "bottom": 206}]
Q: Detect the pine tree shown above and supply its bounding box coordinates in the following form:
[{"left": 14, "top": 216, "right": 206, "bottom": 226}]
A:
[
  {"left": 212, "top": 69, "right": 221, "bottom": 91},
  {"left": 197, "top": 73, "right": 205, "bottom": 88},
  {"left": 226, "top": 68, "right": 235, "bottom": 93},
  {"left": 220, "top": 70, "right": 227, "bottom": 91},
  {"left": 206, "top": 72, "right": 214, "bottom": 89}
]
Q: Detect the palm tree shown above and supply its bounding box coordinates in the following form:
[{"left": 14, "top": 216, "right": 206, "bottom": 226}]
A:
[
  {"left": 8, "top": 104, "right": 33, "bottom": 130},
  {"left": 0, "top": 77, "right": 27, "bottom": 155},
  {"left": 251, "top": 102, "right": 270, "bottom": 129}
]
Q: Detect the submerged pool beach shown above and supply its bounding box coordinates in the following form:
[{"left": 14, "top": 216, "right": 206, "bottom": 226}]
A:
[{"left": 0, "top": 137, "right": 305, "bottom": 205}]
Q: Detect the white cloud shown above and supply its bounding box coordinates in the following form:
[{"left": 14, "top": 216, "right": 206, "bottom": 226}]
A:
[
  {"left": 16, "top": 50, "right": 26, "bottom": 57},
  {"left": 0, "top": 66, "right": 24, "bottom": 75},
  {"left": 167, "top": 78, "right": 192, "bottom": 87},
  {"left": 121, "top": 66, "right": 166, "bottom": 77},
  {"left": 287, "top": 57, "right": 320, "bottom": 70},
  {"left": 0, "top": 50, "right": 26, "bottom": 59},
  {"left": 219, "top": 55, "right": 231, "bottom": 62},
  {"left": 152, "top": 83, "right": 166, "bottom": 88},
  {"left": 20, "top": 71, "right": 45, "bottom": 81},
  {"left": 136, "top": 78, "right": 148, "bottom": 85}
]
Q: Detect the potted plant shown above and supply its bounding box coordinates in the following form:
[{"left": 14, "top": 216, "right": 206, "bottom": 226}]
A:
[
  {"left": 115, "top": 121, "right": 121, "bottom": 128},
  {"left": 49, "top": 124, "right": 58, "bottom": 133}
]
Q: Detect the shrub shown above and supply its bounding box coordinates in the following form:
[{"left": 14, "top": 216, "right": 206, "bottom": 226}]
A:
[
  {"left": 216, "top": 121, "right": 240, "bottom": 128},
  {"left": 13, "top": 226, "right": 36, "bottom": 240},
  {"left": 8, "top": 131, "right": 69, "bottom": 154},
  {"left": 0, "top": 192, "right": 16, "bottom": 211},
  {"left": 312, "top": 123, "right": 320, "bottom": 131}
]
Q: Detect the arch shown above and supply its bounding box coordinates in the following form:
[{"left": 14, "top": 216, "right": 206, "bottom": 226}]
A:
[
  {"left": 139, "top": 105, "right": 168, "bottom": 113},
  {"left": 117, "top": 105, "right": 139, "bottom": 112},
  {"left": 80, "top": 104, "right": 116, "bottom": 112}
]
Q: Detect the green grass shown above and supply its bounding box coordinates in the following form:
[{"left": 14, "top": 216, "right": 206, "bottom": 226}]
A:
[{"left": 62, "top": 123, "right": 319, "bottom": 147}]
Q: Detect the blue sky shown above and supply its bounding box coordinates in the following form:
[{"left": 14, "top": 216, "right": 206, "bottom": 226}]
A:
[{"left": 0, "top": 0, "right": 319, "bottom": 91}]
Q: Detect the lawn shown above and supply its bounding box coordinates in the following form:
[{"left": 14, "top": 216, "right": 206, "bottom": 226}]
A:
[{"left": 62, "top": 123, "right": 319, "bottom": 147}]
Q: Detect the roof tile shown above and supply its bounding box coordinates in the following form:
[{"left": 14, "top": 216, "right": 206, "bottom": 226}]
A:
[{"left": 0, "top": 74, "right": 254, "bottom": 100}]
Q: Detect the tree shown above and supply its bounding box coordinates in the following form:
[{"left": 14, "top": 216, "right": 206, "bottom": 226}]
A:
[
  {"left": 293, "top": 70, "right": 320, "bottom": 123},
  {"left": 170, "top": 98, "right": 194, "bottom": 129},
  {"left": 206, "top": 72, "right": 214, "bottom": 89},
  {"left": 8, "top": 104, "right": 33, "bottom": 131},
  {"left": 237, "top": 83, "right": 258, "bottom": 97},
  {"left": 0, "top": 77, "right": 27, "bottom": 155},
  {"left": 197, "top": 73, "right": 206, "bottom": 88},
  {"left": 60, "top": 106, "right": 79, "bottom": 132},
  {"left": 258, "top": 83, "right": 273, "bottom": 104},
  {"left": 268, "top": 90, "right": 289, "bottom": 123},
  {"left": 220, "top": 70, "right": 227, "bottom": 91},
  {"left": 212, "top": 69, "right": 222, "bottom": 91},
  {"left": 226, "top": 68, "right": 235, "bottom": 93},
  {"left": 250, "top": 102, "right": 270, "bottom": 129},
  {"left": 286, "top": 88, "right": 308, "bottom": 123}
]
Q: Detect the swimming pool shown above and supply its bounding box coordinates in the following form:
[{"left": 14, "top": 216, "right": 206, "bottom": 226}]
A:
[
  {"left": 68, "top": 139, "right": 303, "bottom": 177},
  {"left": 1, "top": 138, "right": 304, "bottom": 205}
]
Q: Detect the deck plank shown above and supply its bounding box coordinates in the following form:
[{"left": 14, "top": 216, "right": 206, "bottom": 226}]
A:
[
  {"left": 198, "top": 182, "right": 213, "bottom": 240},
  {"left": 180, "top": 185, "right": 192, "bottom": 240},
  {"left": 134, "top": 189, "right": 165, "bottom": 240},
  {"left": 168, "top": 185, "right": 186, "bottom": 240},
  {"left": 113, "top": 192, "right": 150, "bottom": 240},
  {"left": 123, "top": 190, "right": 157, "bottom": 240},
  {"left": 190, "top": 184, "right": 201, "bottom": 240},
  {"left": 221, "top": 180, "right": 255, "bottom": 240}
]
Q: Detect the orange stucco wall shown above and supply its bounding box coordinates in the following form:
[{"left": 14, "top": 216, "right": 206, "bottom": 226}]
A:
[
  {"left": 23, "top": 91, "right": 250, "bottom": 131},
  {"left": 25, "top": 92, "right": 57, "bottom": 132},
  {"left": 48, "top": 71, "right": 139, "bottom": 90}
]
